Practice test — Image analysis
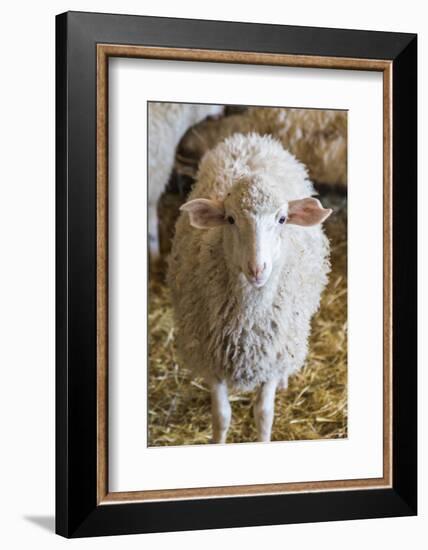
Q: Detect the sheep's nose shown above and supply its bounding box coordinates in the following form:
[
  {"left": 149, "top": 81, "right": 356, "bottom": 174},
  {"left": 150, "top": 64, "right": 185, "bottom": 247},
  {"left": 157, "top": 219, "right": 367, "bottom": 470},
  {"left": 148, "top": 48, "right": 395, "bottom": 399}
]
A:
[{"left": 248, "top": 261, "right": 266, "bottom": 279}]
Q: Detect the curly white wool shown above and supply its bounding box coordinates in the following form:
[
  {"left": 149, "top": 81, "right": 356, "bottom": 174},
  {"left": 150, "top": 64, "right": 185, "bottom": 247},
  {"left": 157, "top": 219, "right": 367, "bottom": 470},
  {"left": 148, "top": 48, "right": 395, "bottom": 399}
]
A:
[
  {"left": 179, "top": 107, "right": 347, "bottom": 187},
  {"left": 168, "top": 133, "right": 331, "bottom": 392}
]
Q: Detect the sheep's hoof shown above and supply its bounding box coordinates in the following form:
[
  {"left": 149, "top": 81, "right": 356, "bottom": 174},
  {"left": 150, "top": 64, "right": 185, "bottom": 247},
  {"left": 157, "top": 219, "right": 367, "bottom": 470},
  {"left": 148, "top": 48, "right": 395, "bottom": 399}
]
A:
[{"left": 211, "top": 436, "right": 227, "bottom": 444}]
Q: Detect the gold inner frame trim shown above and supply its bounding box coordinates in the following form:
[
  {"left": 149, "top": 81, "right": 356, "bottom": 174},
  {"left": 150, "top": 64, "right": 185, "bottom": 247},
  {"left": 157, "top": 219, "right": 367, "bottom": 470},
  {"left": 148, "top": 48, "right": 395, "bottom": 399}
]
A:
[{"left": 96, "top": 43, "right": 393, "bottom": 505}]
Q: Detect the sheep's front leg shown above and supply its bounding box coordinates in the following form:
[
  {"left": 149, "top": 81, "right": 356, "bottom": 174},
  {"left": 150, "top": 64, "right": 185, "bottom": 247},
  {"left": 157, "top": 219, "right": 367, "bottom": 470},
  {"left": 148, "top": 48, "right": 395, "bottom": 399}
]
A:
[
  {"left": 210, "top": 379, "right": 231, "bottom": 444},
  {"left": 254, "top": 379, "right": 278, "bottom": 442}
]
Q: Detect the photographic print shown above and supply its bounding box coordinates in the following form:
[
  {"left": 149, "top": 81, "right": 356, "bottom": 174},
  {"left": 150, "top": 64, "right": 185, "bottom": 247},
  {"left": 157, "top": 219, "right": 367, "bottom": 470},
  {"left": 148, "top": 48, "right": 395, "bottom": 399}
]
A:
[{"left": 147, "top": 103, "right": 348, "bottom": 447}]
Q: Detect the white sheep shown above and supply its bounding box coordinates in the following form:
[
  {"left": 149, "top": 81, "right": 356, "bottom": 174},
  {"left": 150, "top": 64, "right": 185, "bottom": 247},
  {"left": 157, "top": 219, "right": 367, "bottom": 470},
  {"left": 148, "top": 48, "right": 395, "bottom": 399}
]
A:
[
  {"left": 178, "top": 107, "right": 347, "bottom": 188},
  {"left": 167, "top": 133, "right": 332, "bottom": 443},
  {"left": 148, "top": 102, "right": 223, "bottom": 256}
]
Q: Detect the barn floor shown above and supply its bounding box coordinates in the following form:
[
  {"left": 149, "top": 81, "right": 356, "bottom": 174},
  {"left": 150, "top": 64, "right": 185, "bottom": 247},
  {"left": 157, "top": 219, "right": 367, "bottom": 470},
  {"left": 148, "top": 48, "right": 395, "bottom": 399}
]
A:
[{"left": 147, "top": 189, "right": 347, "bottom": 447}]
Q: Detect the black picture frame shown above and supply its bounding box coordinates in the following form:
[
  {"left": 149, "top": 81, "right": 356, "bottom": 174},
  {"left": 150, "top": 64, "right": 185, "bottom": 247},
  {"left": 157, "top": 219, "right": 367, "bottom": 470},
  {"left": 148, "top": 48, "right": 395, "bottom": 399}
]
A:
[{"left": 56, "top": 10, "right": 417, "bottom": 538}]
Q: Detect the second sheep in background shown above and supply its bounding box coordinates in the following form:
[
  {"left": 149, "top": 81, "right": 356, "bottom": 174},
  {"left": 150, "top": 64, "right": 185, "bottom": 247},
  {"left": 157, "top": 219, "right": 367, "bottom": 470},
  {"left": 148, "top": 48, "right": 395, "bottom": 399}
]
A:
[{"left": 148, "top": 102, "right": 223, "bottom": 257}]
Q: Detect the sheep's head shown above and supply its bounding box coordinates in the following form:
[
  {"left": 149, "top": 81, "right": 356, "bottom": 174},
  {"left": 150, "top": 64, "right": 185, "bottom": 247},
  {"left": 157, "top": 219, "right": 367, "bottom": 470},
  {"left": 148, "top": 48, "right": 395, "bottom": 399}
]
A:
[{"left": 180, "top": 178, "right": 332, "bottom": 288}]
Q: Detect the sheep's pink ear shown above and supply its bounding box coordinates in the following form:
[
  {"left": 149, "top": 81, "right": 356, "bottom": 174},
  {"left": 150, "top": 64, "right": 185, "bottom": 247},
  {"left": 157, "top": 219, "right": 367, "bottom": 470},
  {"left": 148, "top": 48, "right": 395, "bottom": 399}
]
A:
[
  {"left": 180, "top": 198, "right": 226, "bottom": 229},
  {"left": 287, "top": 198, "right": 332, "bottom": 226}
]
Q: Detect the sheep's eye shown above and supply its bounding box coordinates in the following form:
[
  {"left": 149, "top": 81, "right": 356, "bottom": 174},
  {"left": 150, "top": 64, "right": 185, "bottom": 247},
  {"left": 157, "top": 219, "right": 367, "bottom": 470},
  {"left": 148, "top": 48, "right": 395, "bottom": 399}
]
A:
[
  {"left": 227, "top": 216, "right": 235, "bottom": 225},
  {"left": 278, "top": 216, "right": 286, "bottom": 224}
]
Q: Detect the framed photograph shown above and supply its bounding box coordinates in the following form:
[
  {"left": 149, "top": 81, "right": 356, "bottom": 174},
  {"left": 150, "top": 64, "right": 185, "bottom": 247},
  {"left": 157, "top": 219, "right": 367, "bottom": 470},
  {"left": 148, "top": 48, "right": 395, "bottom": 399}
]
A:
[{"left": 56, "top": 11, "right": 417, "bottom": 538}]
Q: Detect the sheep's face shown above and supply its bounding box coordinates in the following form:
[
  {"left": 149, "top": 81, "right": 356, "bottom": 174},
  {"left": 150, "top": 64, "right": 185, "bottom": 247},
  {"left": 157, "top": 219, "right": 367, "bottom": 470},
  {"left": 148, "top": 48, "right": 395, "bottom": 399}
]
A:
[
  {"left": 180, "top": 189, "right": 332, "bottom": 289},
  {"left": 222, "top": 207, "right": 285, "bottom": 288}
]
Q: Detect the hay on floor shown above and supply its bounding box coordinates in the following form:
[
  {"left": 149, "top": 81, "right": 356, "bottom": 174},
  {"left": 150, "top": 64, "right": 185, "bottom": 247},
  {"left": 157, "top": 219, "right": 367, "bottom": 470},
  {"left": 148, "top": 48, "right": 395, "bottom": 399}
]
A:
[{"left": 148, "top": 191, "right": 347, "bottom": 446}]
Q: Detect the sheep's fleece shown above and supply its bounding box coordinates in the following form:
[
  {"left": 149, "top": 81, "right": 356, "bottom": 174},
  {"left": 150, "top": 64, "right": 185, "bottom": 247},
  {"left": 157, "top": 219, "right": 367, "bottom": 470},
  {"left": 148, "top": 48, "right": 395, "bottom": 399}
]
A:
[
  {"left": 179, "top": 107, "right": 347, "bottom": 187},
  {"left": 148, "top": 103, "right": 223, "bottom": 247},
  {"left": 168, "top": 133, "right": 331, "bottom": 391}
]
